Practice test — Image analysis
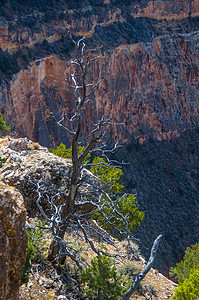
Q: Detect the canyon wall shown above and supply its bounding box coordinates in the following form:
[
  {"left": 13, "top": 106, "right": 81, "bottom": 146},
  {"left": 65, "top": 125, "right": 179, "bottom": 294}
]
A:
[
  {"left": 0, "top": 7, "right": 124, "bottom": 53},
  {"left": 1, "top": 32, "right": 199, "bottom": 148},
  {"left": 130, "top": 0, "right": 199, "bottom": 20},
  {"left": 0, "top": 0, "right": 199, "bottom": 54}
]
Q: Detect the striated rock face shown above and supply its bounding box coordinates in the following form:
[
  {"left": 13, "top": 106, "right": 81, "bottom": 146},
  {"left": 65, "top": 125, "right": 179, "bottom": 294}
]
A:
[
  {"left": 0, "top": 0, "right": 198, "bottom": 54},
  {"left": 130, "top": 0, "right": 199, "bottom": 20},
  {"left": 1, "top": 32, "right": 199, "bottom": 147},
  {"left": 0, "top": 55, "right": 70, "bottom": 147},
  {"left": 0, "top": 5, "right": 124, "bottom": 54},
  {"left": 94, "top": 32, "right": 199, "bottom": 144},
  {"left": 0, "top": 181, "right": 27, "bottom": 300}
]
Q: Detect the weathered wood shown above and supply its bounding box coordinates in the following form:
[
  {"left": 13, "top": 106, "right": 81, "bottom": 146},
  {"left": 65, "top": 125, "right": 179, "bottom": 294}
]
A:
[{"left": 122, "top": 235, "right": 162, "bottom": 300}]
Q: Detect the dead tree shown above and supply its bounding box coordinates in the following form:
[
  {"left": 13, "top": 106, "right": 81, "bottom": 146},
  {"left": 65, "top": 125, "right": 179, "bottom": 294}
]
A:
[
  {"left": 27, "top": 36, "right": 161, "bottom": 297},
  {"left": 45, "top": 37, "right": 136, "bottom": 266}
]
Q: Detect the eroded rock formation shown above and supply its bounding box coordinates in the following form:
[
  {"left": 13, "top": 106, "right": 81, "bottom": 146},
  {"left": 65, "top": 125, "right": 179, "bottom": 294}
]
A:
[
  {"left": 0, "top": 137, "right": 99, "bottom": 215},
  {"left": 0, "top": 0, "right": 198, "bottom": 54},
  {"left": 0, "top": 181, "right": 27, "bottom": 300},
  {"left": 1, "top": 32, "right": 199, "bottom": 147},
  {"left": 130, "top": 0, "right": 199, "bottom": 20}
]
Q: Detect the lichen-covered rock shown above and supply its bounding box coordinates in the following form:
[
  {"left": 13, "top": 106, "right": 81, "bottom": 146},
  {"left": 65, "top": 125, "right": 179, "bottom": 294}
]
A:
[
  {"left": 0, "top": 136, "right": 100, "bottom": 298},
  {"left": 0, "top": 181, "right": 27, "bottom": 300},
  {"left": 0, "top": 137, "right": 99, "bottom": 216}
]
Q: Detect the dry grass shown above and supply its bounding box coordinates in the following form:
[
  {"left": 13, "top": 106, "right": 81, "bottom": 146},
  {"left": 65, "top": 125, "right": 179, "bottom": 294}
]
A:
[{"left": 19, "top": 217, "right": 177, "bottom": 300}]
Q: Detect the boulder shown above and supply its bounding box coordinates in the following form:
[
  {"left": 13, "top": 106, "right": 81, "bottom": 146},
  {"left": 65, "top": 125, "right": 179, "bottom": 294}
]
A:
[
  {"left": 0, "top": 137, "right": 99, "bottom": 216},
  {"left": 0, "top": 181, "right": 27, "bottom": 300}
]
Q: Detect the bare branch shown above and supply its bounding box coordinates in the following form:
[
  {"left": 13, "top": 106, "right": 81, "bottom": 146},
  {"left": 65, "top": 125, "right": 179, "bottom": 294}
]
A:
[
  {"left": 71, "top": 60, "right": 80, "bottom": 67},
  {"left": 77, "top": 36, "right": 85, "bottom": 48},
  {"left": 71, "top": 73, "right": 82, "bottom": 103},
  {"left": 50, "top": 112, "right": 74, "bottom": 135},
  {"left": 71, "top": 213, "right": 102, "bottom": 256},
  {"left": 122, "top": 235, "right": 163, "bottom": 300},
  {"left": 86, "top": 79, "right": 102, "bottom": 97},
  {"left": 88, "top": 55, "right": 101, "bottom": 64}
]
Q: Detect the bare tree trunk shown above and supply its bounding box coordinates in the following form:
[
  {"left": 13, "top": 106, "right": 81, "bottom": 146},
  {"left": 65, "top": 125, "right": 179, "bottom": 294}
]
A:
[
  {"left": 48, "top": 39, "right": 103, "bottom": 263},
  {"left": 122, "top": 235, "right": 162, "bottom": 300},
  {"left": 47, "top": 37, "right": 126, "bottom": 267},
  {"left": 48, "top": 239, "right": 61, "bottom": 262},
  {"left": 47, "top": 199, "right": 71, "bottom": 262}
]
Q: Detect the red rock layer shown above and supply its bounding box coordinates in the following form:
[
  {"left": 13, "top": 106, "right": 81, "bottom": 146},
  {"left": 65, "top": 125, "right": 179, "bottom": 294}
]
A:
[
  {"left": 0, "top": 0, "right": 198, "bottom": 54},
  {"left": 1, "top": 32, "right": 199, "bottom": 146},
  {"left": 130, "top": 0, "right": 199, "bottom": 20}
]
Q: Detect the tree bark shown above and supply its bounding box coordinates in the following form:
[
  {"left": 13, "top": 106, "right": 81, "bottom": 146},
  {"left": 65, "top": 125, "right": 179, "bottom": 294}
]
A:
[{"left": 122, "top": 235, "right": 162, "bottom": 300}]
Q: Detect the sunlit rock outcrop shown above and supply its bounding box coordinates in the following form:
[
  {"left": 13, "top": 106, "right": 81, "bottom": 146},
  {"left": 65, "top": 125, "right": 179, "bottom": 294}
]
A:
[
  {"left": 0, "top": 181, "right": 27, "bottom": 300},
  {"left": 130, "top": 0, "right": 199, "bottom": 20},
  {"left": 0, "top": 137, "right": 99, "bottom": 215}
]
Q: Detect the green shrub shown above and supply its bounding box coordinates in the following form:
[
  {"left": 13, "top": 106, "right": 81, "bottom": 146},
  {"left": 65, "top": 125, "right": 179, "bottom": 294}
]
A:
[
  {"left": 0, "top": 157, "right": 6, "bottom": 168},
  {"left": 118, "top": 262, "right": 141, "bottom": 280},
  {"left": 49, "top": 142, "right": 72, "bottom": 158},
  {"left": 21, "top": 221, "right": 47, "bottom": 284},
  {"left": 92, "top": 193, "right": 144, "bottom": 236},
  {"left": 144, "top": 284, "right": 158, "bottom": 297},
  {"left": 170, "top": 243, "right": 199, "bottom": 284},
  {"left": 172, "top": 269, "right": 199, "bottom": 300},
  {"left": 118, "top": 263, "right": 143, "bottom": 295},
  {"left": 81, "top": 255, "right": 126, "bottom": 299},
  {"left": 90, "top": 157, "right": 144, "bottom": 234},
  {"left": 21, "top": 235, "right": 36, "bottom": 284},
  {"left": 49, "top": 143, "right": 90, "bottom": 163},
  {"left": 121, "top": 240, "right": 140, "bottom": 259},
  {"left": 90, "top": 157, "right": 124, "bottom": 193},
  {"left": 49, "top": 144, "right": 144, "bottom": 235},
  {"left": 0, "top": 113, "right": 8, "bottom": 168},
  {"left": 170, "top": 243, "right": 199, "bottom": 299},
  {"left": 0, "top": 113, "right": 10, "bottom": 133}
]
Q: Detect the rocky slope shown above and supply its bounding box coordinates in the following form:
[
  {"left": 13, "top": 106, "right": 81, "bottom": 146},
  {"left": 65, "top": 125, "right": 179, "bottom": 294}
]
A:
[
  {"left": 18, "top": 235, "right": 177, "bottom": 299},
  {"left": 0, "top": 137, "right": 176, "bottom": 299},
  {"left": 0, "top": 137, "right": 99, "bottom": 216}
]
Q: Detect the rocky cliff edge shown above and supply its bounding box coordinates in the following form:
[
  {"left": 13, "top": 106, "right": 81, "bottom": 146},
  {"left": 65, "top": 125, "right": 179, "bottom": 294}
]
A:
[{"left": 0, "top": 137, "right": 177, "bottom": 299}]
